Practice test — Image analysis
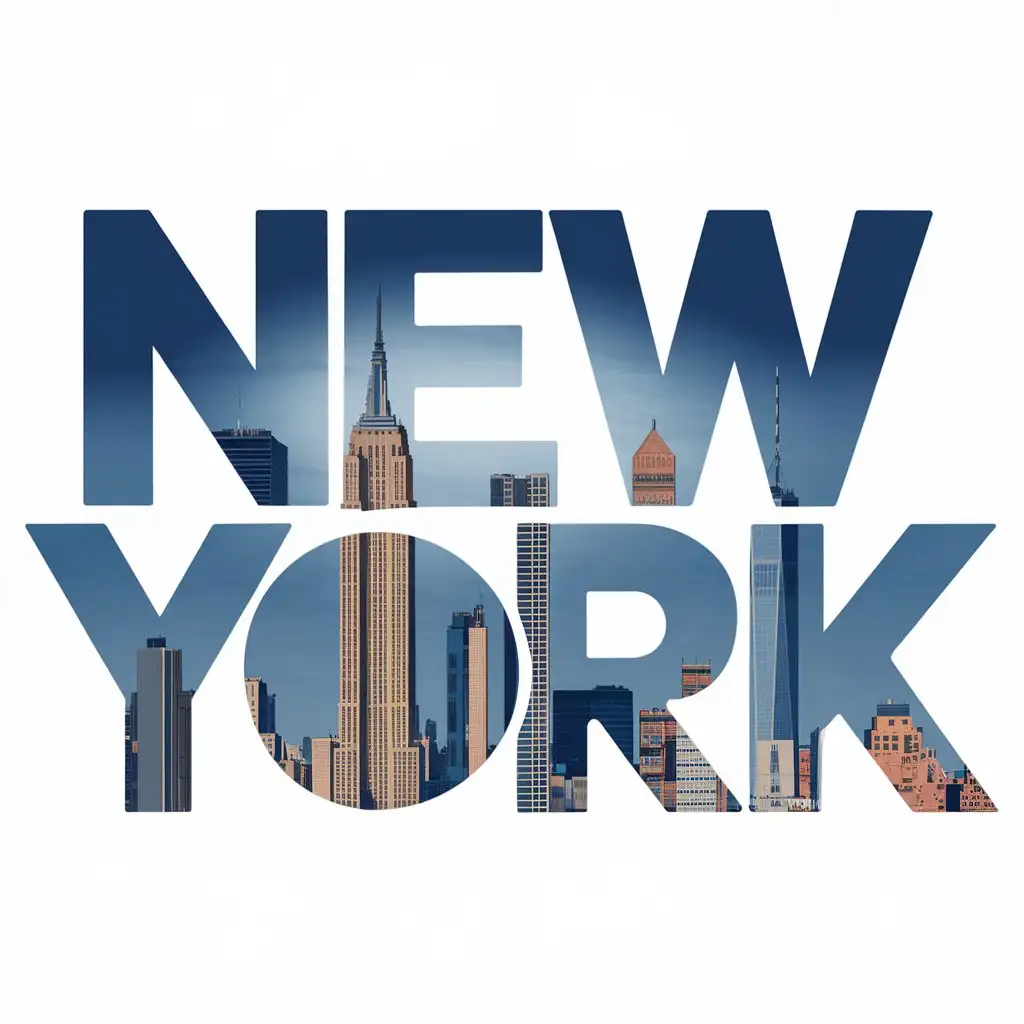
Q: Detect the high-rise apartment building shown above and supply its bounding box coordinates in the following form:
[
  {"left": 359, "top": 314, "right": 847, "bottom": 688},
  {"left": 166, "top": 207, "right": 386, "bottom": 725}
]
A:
[
  {"left": 212, "top": 427, "right": 288, "bottom": 505},
  {"left": 446, "top": 605, "right": 488, "bottom": 781},
  {"left": 491, "top": 472, "right": 549, "bottom": 736},
  {"left": 751, "top": 370, "right": 800, "bottom": 811},
  {"left": 134, "top": 637, "right": 192, "bottom": 812},
  {"left": 631, "top": 420, "right": 676, "bottom": 505},
  {"left": 491, "top": 472, "right": 551, "bottom": 812},
  {"left": 467, "top": 610, "right": 488, "bottom": 776},
  {"left": 551, "top": 685, "right": 634, "bottom": 782},
  {"left": 339, "top": 291, "right": 420, "bottom": 810}
]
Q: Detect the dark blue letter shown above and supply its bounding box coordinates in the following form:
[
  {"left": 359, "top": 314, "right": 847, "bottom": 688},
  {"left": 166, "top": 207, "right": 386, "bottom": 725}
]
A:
[
  {"left": 551, "top": 210, "right": 930, "bottom": 506},
  {"left": 84, "top": 211, "right": 327, "bottom": 505}
]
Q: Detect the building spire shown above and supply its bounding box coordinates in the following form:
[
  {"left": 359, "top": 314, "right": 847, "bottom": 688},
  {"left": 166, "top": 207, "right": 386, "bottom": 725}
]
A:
[
  {"left": 358, "top": 286, "right": 398, "bottom": 427},
  {"left": 652, "top": 418, "right": 656, "bottom": 432},
  {"left": 375, "top": 284, "right": 384, "bottom": 350}
]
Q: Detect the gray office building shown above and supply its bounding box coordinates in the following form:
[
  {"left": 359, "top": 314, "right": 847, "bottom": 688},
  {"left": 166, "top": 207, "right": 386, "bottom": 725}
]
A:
[{"left": 135, "top": 637, "right": 193, "bottom": 812}]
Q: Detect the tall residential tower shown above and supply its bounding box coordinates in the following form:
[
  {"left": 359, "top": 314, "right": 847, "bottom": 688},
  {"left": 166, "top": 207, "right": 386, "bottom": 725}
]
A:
[
  {"left": 491, "top": 472, "right": 551, "bottom": 812},
  {"left": 446, "top": 605, "right": 489, "bottom": 781}
]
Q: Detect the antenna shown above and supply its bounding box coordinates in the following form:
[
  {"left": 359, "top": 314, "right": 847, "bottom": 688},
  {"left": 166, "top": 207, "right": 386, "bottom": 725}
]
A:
[
  {"left": 773, "top": 366, "right": 781, "bottom": 490},
  {"left": 375, "top": 284, "right": 383, "bottom": 347},
  {"left": 237, "top": 387, "right": 242, "bottom": 432}
]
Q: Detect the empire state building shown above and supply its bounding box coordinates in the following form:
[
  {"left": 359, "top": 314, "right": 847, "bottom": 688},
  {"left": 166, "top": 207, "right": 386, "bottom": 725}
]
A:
[{"left": 339, "top": 290, "right": 420, "bottom": 809}]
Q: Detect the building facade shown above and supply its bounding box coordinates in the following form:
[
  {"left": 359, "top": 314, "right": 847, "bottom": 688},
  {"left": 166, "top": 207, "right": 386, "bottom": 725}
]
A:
[
  {"left": 945, "top": 768, "right": 996, "bottom": 812},
  {"left": 311, "top": 736, "right": 340, "bottom": 804},
  {"left": 798, "top": 745, "right": 811, "bottom": 800},
  {"left": 212, "top": 427, "right": 288, "bottom": 505},
  {"left": 631, "top": 421, "right": 676, "bottom": 505},
  {"left": 467, "top": 610, "right": 489, "bottom": 776},
  {"left": 446, "top": 605, "right": 488, "bottom": 782},
  {"left": 551, "top": 685, "right": 634, "bottom": 783},
  {"left": 750, "top": 371, "right": 800, "bottom": 811},
  {"left": 339, "top": 291, "right": 420, "bottom": 810},
  {"left": 134, "top": 637, "right": 192, "bottom": 812},
  {"left": 245, "top": 675, "right": 276, "bottom": 734},
  {"left": 491, "top": 472, "right": 549, "bottom": 735},
  {"left": 639, "top": 708, "right": 679, "bottom": 810},
  {"left": 864, "top": 698, "right": 950, "bottom": 811},
  {"left": 675, "top": 663, "right": 733, "bottom": 812},
  {"left": 491, "top": 472, "right": 551, "bottom": 812}
]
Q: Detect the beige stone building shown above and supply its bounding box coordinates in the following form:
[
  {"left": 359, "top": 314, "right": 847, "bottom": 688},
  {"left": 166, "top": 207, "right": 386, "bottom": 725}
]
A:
[
  {"left": 339, "top": 291, "right": 421, "bottom": 810},
  {"left": 467, "top": 614, "right": 489, "bottom": 775},
  {"left": 311, "top": 736, "right": 340, "bottom": 804}
]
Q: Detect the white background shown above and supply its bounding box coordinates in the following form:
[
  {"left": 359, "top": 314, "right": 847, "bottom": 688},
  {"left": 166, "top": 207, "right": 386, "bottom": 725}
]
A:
[{"left": 2, "top": 2, "right": 1022, "bottom": 1021}]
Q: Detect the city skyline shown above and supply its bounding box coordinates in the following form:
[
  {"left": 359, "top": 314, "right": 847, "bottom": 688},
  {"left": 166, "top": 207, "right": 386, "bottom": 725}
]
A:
[
  {"left": 43, "top": 283, "right": 991, "bottom": 809},
  {"left": 529, "top": 381, "right": 990, "bottom": 812},
  {"left": 245, "top": 306, "right": 516, "bottom": 805}
]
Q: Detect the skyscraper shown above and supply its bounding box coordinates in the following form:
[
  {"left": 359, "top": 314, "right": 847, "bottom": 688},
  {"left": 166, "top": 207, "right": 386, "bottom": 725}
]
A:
[
  {"left": 212, "top": 427, "right": 288, "bottom": 505},
  {"left": 750, "top": 369, "right": 799, "bottom": 811},
  {"left": 551, "top": 685, "right": 634, "bottom": 782},
  {"left": 492, "top": 472, "right": 551, "bottom": 812},
  {"left": 134, "top": 637, "right": 192, "bottom": 812},
  {"left": 339, "top": 290, "right": 419, "bottom": 810},
  {"left": 466, "top": 608, "right": 489, "bottom": 776},
  {"left": 491, "top": 472, "right": 548, "bottom": 733},
  {"left": 446, "top": 605, "right": 488, "bottom": 782},
  {"left": 631, "top": 420, "right": 676, "bottom": 505}
]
